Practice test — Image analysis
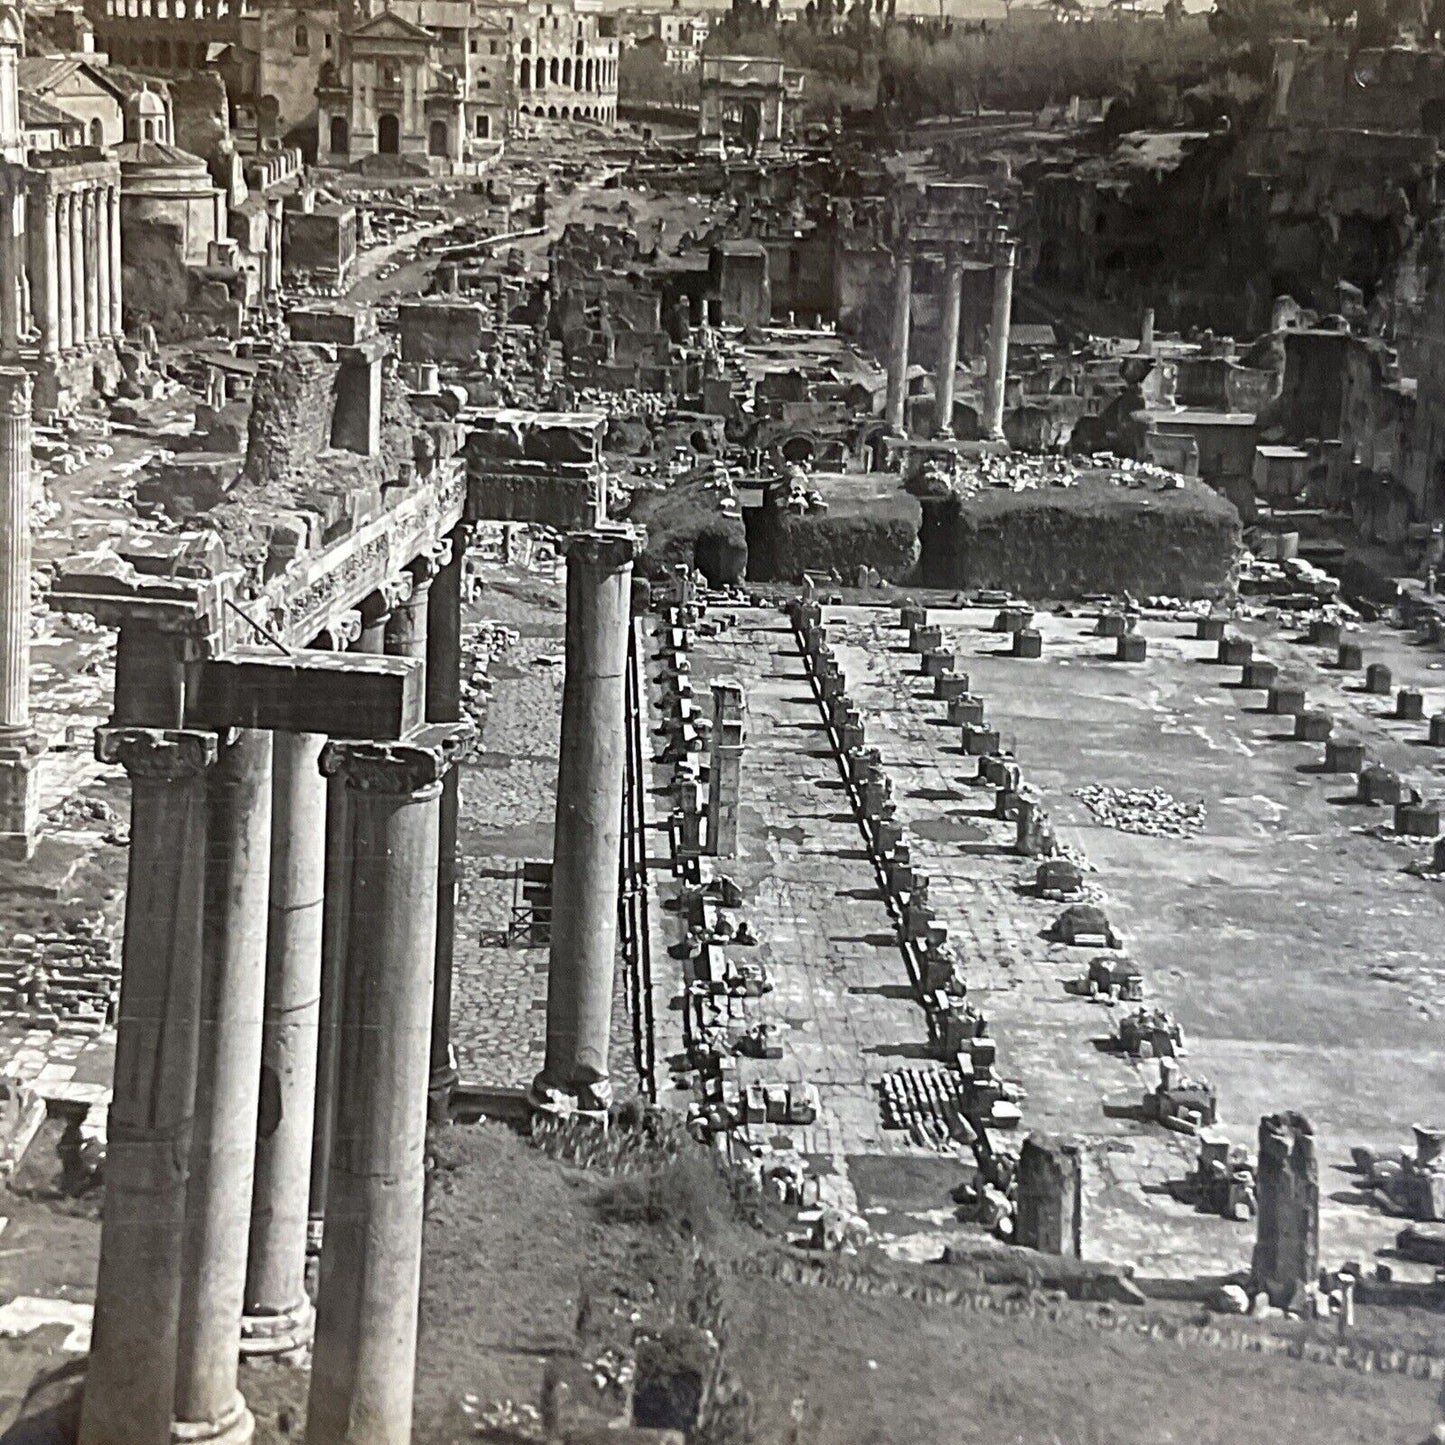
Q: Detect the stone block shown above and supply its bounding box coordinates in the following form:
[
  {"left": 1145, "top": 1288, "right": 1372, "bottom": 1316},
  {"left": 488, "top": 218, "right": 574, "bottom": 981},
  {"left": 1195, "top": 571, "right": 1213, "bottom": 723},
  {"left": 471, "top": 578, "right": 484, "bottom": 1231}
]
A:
[
  {"left": 1365, "top": 663, "right": 1393, "bottom": 695},
  {"left": 1267, "top": 683, "right": 1306, "bottom": 716},
  {"left": 1016, "top": 1134, "right": 1084, "bottom": 1256},
  {"left": 1397, "top": 689, "right": 1425, "bottom": 721},
  {"left": 1243, "top": 661, "right": 1279, "bottom": 689},
  {"left": 909, "top": 624, "right": 943, "bottom": 654},
  {"left": 1096, "top": 612, "right": 1128, "bottom": 638},
  {"left": 947, "top": 694, "right": 985, "bottom": 727},
  {"left": 1219, "top": 636, "right": 1252, "bottom": 666},
  {"left": 922, "top": 648, "right": 955, "bottom": 678},
  {"left": 1196, "top": 616, "right": 1226, "bottom": 641},
  {"left": 1294, "top": 710, "right": 1332, "bottom": 742},
  {"left": 935, "top": 672, "right": 972, "bottom": 701},
  {"left": 994, "top": 606, "right": 1032, "bottom": 633},
  {"left": 1324, "top": 738, "right": 1366, "bottom": 773},
  {"left": 1116, "top": 634, "right": 1147, "bottom": 662},
  {"left": 1337, "top": 641, "right": 1364, "bottom": 670},
  {"left": 1395, "top": 801, "right": 1442, "bottom": 837},
  {"left": 962, "top": 724, "right": 1000, "bottom": 757},
  {"left": 1012, "top": 628, "right": 1043, "bottom": 659},
  {"left": 1430, "top": 714, "right": 1445, "bottom": 747},
  {"left": 1308, "top": 618, "right": 1342, "bottom": 646},
  {"left": 286, "top": 303, "right": 374, "bottom": 346}
]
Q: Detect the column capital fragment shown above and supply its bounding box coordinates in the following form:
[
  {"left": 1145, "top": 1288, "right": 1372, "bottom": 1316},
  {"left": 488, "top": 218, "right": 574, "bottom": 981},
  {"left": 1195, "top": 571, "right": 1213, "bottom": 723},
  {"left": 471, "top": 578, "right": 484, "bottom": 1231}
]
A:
[
  {"left": 95, "top": 726, "right": 219, "bottom": 779},
  {"left": 0, "top": 365, "right": 31, "bottom": 416},
  {"left": 562, "top": 526, "right": 643, "bottom": 571},
  {"left": 320, "top": 721, "right": 474, "bottom": 799}
]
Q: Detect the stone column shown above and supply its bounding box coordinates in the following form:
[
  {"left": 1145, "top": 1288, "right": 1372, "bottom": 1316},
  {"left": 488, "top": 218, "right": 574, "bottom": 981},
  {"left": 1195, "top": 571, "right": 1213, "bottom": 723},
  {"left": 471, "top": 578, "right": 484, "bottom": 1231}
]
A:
[
  {"left": 0, "top": 184, "right": 20, "bottom": 362},
  {"left": 1015, "top": 1133, "right": 1084, "bottom": 1256},
  {"left": 32, "top": 194, "right": 58, "bottom": 364},
  {"left": 109, "top": 184, "right": 123, "bottom": 337},
  {"left": 356, "top": 585, "right": 398, "bottom": 655},
  {"left": 704, "top": 679, "right": 743, "bottom": 857},
  {"left": 531, "top": 529, "right": 641, "bottom": 1118},
  {"left": 83, "top": 188, "right": 100, "bottom": 345},
  {"left": 56, "top": 192, "right": 72, "bottom": 353},
  {"left": 97, "top": 189, "right": 112, "bottom": 348},
  {"left": 426, "top": 529, "right": 466, "bottom": 1118},
  {"left": 933, "top": 253, "right": 963, "bottom": 439},
  {"left": 307, "top": 615, "right": 362, "bottom": 1258},
  {"left": 173, "top": 728, "right": 273, "bottom": 1445},
  {"left": 884, "top": 252, "right": 912, "bottom": 434},
  {"left": 241, "top": 728, "right": 326, "bottom": 1356},
  {"left": 0, "top": 368, "right": 37, "bottom": 861},
  {"left": 79, "top": 727, "right": 218, "bottom": 1445},
  {"left": 983, "top": 235, "right": 1016, "bottom": 442},
  {"left": 68, "top": 189, "right": 85, "bottom": 349},
  {"left": 305, "top": 724, "right": 471, "bottom": 1445},
  {"left": 1251, "top": 1111, "right": 1319, "bottom": 1309}
]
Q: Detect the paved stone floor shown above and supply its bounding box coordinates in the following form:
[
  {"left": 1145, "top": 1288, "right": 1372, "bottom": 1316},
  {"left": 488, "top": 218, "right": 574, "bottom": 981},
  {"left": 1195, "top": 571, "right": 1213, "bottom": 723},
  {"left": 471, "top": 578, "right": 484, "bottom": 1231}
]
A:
[{"left": 824, "top": 600, "right": 1445, "bottom": 1280}]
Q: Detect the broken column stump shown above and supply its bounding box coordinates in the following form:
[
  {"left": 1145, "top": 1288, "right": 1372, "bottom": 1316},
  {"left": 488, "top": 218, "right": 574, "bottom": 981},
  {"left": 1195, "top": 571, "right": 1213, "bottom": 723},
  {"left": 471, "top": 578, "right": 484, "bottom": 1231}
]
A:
[
  {"left": 1016, "top": 1134, "right": 1084, "bottom": 1257},
  {"left": 1252, "top": 1112, "right": 1319, "bottom": 1309}
]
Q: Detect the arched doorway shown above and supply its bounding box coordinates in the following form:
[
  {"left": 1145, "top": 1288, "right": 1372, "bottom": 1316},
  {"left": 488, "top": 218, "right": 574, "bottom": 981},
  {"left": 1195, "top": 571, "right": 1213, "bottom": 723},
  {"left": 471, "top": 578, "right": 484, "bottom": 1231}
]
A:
[
  {"left": 547, "top": 105, "right": 557, "bottom": 118},
  {"left": 549, "top": 57, "right": 558, "bottom": 83},
  {"left": 428, "top": 119, "right": 449, "bottom": 156},
  {"left": 377, "top": 111, "right": 400, "bottom": 153},
  {"left": 329, "top": 114, "right": 348, "bottom": 153},
  {"left": 562, "top": 56, "right": 571, "bottom": 86},
  {"left": 519, "top": 56, "right": 530, "bottom": 88}
]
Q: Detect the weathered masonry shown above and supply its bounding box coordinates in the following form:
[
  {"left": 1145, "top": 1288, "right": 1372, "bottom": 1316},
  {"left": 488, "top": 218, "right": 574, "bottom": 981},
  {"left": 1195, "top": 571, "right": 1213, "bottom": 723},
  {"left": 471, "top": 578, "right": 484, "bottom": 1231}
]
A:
[{"left": 49, "top": 310, "right": 634, "bottom": 1444}]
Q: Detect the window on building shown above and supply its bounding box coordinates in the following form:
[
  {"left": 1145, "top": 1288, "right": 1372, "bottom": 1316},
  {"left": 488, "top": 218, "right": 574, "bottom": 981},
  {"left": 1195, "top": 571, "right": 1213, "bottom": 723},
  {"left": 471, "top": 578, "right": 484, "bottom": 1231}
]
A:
[
  {"left": 489, "top": 39, "right": 498, "bottom": 53},
  {"left": 293, "top": 20, "right": 308, "bottom": 52},
  {"left": 323, "top": 30, "right": 332, "bottom": 47},
  {"left": 469, "top": 37, "right": 477, "bottom": 52},
  {"left": 475, "top": 113, "right": 489, "bottom": 137}
]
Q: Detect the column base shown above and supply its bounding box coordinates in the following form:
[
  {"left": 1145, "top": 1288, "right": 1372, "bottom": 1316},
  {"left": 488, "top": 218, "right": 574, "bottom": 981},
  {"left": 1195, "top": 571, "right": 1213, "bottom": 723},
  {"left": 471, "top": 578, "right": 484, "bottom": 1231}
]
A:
[
  {"left": 427, "top": 1056, "right": 460, "bottom": 1123},
  {"left": 170, "top": 1393, "right": 255, "bottom": 1445},
  {"left": 527, "top": 1075, "right": 612, "bottom": 1126},
  {"left": 239, "top": 1296, "right": 315, "bottom": 1359}
]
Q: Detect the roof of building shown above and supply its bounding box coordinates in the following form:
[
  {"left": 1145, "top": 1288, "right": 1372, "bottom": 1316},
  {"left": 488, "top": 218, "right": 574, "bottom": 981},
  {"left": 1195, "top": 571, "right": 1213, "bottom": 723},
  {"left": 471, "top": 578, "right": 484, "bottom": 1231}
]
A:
[
  {"left": 17, "top": 55, "right": 127, "bottom": 103},
  {"left": 113, "top": 139, "right": 209, "bottom": 171},
  {"left": 19, "top": 92, "right": 81, "bottom": 131}
]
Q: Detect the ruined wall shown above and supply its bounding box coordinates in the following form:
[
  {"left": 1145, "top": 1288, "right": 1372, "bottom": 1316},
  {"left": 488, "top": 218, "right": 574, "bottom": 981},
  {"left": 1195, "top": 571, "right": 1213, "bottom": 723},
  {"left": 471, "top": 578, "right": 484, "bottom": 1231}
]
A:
[
  {"left": 242, "top": 345, "right": 338, "bottom": 487},
  {"left": 919, "top": 478, "right": 1240, "bottom": 599},
  {"left": 744, "top": 490, "right": 922, "bottom": 584},
  {"left": 169, "top": 71, "right": 232, "bottom": 162}
]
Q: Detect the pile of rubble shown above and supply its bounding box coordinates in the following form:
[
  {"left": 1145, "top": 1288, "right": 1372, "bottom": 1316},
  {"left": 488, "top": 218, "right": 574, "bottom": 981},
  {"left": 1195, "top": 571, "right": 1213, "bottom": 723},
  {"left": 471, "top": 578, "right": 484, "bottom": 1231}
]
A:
[
  {"left": 0, "top": 915, "right": 117, "bottom": 1033},
  {"left": 951, "top": 451, "right": 1183, "bottom": 497},
  {"left": 1074, "top": 784, "right": 1206, "bottom": 838}
]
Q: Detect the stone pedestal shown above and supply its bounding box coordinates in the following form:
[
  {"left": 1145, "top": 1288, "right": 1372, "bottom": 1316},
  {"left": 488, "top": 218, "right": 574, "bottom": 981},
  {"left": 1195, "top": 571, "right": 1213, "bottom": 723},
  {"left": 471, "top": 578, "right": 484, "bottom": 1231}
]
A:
[
  {"left": 305, "top": 724, "right": 470, "bottom": 1445},
  {"left": 242, "top": 730, "right": 326, "bottom": 1357},
  {"left": 174, "top": 729, "right": 273, "bottom": 1445},
  {"left": 1252, "top": 1111, "right": 1319, "bottom": 1309},
  {"left": 934, "top": 256, "right": 963, "bottom": 438},
  {"left": 705, "top": 679, "right": 744, "bottom": 858},
  {"left": 532, "top": 529, "right": 641, "bottom": 1117},
  {"left": 983, "top": 238, "right": 1016, "bottom": 441},
  {"left": 884, "top": 254, "right": 912, "bottom": 434},
  {"left": 80, "top": 727, "right": 218, "bottom": 1445},
  {"left": 1016, "top": 1133, "right": 1083, "bottom": 1256}
]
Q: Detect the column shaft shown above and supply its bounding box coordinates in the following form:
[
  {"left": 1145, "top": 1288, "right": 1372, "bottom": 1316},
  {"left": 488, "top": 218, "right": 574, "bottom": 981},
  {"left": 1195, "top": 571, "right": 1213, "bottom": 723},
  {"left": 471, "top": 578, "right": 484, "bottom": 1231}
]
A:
[
  {"left": 426, "top": 531, "right": 465, "bottom": 1115},
  {"left": 0, "top": 369, "right": 31, "bottom": 732},
  {"left": 242, "top": 729, "right": 326, "bottom": 1354},
  {"left": 174, "top": 728, "right": 273, "bottom": 1442},
  {"left": 0, "top": 185, "right": 20, "bottom": 361},
  {"left": 884, "top": 253, "right": 912, "bottom": 433},
  {"left": 69, "top": 190, "right": 85, "bottom": 348},
  {"left": 934, "top": 259, "right": 964, "bottom": 439},
  {"left": 533, "top": 530, "right": 640, "bottom": 1114},
  {"left": 109, "top": 185, "right": 123, "bottom": 337},
  {"left": 97, "top": 188, "right": 112, "bottom": 346},
  {"left": 983, "top": 238, "right": 1016, "bottom": 442},
  {"left": 32, "top": 196, "right": 58, "bottom": 362},
  {"left": 306, "top": 727, "right": 469, "bottom": 1445},
  {"left": 83, "top": 188, "right": 100, "bottom": 344},
  {"left": 56, "top": 193, "right": 72, "bottom": 352},
  {"left": 79, "top": 728, "right": 218, "bottom": 1445}
]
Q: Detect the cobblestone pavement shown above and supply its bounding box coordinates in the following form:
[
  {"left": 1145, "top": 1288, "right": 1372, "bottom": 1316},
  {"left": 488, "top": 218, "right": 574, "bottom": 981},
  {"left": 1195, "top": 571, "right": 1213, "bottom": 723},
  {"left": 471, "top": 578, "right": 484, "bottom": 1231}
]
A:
[
  {"left": 829, "top": 600, "right": 1445, "bottom": 1280},
  {"left": 674, "top": 609, "right": 959, "bottom": 1224}
]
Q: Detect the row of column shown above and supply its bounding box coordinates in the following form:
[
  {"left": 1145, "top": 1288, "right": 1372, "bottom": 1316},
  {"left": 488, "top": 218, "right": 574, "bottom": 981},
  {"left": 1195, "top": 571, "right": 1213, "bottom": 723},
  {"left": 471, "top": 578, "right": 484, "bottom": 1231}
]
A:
[
  {"left": 884, "top": 236, "right": 1016, "bottom": 442},
  {"left": 82, "top": 521, "right": 643, "bottom": 1441},
  {"left": 81, "top": 531, "right": 471, "bottom": 1445},
  {"left": 13, "top": 181, "right": 124, "bottom": 365}
]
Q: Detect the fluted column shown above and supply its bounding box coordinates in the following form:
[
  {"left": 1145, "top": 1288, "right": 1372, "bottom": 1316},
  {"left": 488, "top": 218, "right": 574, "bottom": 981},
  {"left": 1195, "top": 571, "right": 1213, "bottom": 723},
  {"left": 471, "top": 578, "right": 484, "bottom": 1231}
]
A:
[
  {"left": 0, "top": 368, "right": 37, "bottom": 862},
  {"left": 531, "top": 528, "right": 641, "bottom": 1118},
  {"left": 884, "top": 252, "right": 912, "bottom": 434},
  {"left": 83, "top": 188, "right": 100, "bottom": 345},
  {"left": 305, "top": 723, "right": 472, "bottom": 1445},
  {"left": 56, "top": 192, "right": 73, "bottom": 353},
  {"left": 934, "top": 253, "right": 963, "bottom": 439},
  {"left": 983, "top": 235, "right": 1016, "bottom": 442},
  {"left": 80, "top": 726, "right": 219, "bottom": 1445},
  {"left": 108, "top": 184, "right": 123, "bottom": 337},
  {"left": 173, "top": 727, "right": 273, "bottom": 1445},
  {"left": 68, "top": 190, "right": 85, "bottom": 350},
  {"left": 0, "top": 368, "right": 31, "bottom": 735}
]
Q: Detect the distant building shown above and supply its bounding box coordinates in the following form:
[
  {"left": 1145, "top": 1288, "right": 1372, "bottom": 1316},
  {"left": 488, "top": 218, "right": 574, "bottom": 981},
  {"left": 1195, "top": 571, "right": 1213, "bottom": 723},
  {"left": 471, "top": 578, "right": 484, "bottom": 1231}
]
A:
[{"left": 511, "top": 0, "right": 618, "bottom": 124}]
